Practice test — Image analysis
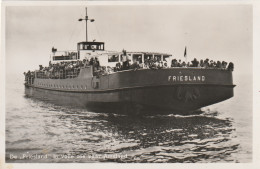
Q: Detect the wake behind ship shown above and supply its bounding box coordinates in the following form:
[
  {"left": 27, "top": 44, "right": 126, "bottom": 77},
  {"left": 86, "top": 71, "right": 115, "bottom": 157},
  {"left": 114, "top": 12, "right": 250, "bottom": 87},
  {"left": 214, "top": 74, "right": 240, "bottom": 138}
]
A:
[{"left": 24, "top": 7, "right": 235, "bottom": 115}]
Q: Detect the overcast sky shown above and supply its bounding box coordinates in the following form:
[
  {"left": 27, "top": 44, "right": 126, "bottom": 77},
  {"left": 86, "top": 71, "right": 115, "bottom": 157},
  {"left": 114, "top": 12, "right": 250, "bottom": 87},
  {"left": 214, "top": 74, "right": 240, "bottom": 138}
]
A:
[{"left": 5, "top": 5, "right": 252, "bottom": 78}]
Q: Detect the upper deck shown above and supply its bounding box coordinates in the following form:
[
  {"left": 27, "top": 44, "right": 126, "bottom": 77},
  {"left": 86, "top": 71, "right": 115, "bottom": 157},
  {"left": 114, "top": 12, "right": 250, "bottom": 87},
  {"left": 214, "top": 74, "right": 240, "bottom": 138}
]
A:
[{"left": 50, "top": 42, "right": 172, "bottom": 68}]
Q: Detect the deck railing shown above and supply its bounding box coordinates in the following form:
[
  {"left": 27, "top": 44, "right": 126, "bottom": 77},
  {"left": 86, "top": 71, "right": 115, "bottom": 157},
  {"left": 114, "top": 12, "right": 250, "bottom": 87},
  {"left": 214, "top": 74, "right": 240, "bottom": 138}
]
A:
[{"left": 36, "top": 69, "right": 80, "bottom": 79}]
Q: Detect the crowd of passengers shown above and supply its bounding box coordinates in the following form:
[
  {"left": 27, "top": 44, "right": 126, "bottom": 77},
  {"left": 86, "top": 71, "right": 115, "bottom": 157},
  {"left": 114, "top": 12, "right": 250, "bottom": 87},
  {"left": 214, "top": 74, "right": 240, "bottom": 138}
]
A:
[
  {"left": 24, "top": 56, "right": 234, "bottom": 80},
  {"left": 171, "top": 58, "right": 234, "bottom": 70}
]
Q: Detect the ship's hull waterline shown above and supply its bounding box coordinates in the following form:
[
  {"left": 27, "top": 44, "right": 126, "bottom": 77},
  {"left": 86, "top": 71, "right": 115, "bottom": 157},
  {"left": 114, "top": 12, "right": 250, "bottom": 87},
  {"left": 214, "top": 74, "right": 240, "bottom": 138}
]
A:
[{"left": 24, "top": 67, "right": 235, "bottom": 115}]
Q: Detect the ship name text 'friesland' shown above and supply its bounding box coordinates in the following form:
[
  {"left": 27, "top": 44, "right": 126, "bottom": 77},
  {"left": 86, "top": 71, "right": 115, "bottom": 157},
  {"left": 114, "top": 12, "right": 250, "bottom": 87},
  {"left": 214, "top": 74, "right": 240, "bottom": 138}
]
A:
[{"left": 168, "top": 75, "right": 206, "bottom": 82}]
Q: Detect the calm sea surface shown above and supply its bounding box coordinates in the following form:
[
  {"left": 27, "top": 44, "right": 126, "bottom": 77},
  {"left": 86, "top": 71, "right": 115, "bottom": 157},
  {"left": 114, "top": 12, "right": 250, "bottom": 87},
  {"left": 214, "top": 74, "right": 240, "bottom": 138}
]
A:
[{"left": 5, "top": 73, "right": 252, "bottom": 163}]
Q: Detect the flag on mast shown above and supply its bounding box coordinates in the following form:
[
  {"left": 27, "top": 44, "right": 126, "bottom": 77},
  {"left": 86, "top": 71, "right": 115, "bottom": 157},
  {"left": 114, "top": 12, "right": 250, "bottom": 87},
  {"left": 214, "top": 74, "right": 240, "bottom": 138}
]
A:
[{"left": 184, "top": 46, "right": 187, "bottom": 58}]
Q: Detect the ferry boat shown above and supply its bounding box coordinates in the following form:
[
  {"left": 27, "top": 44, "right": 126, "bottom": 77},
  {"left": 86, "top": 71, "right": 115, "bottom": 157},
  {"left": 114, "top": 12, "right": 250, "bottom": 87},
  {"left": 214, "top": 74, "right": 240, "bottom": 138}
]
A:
[{"left": 24, "top": 8, "right": 235, "bottom": 115}]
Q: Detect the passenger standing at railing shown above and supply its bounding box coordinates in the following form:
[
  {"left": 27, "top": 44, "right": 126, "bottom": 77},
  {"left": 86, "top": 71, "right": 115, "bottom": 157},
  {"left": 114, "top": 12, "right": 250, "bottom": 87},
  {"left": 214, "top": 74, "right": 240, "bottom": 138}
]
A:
[
  {"left": 177, "top": 60, "right": 182, "bottom": 67},
  {"left": 144, "top": 57, "right": 150, "bottom": 69},
  {"left": 227, "top": 62, "right": 234, "bottom": 71},
  {"left": 187, "top": 62, "right": 190, "bottom": 67},
  {"left": 90, "top": 57, "right": 94, "bottom": 66},
  {"left": 204, "top": 59, "right": 209, "bottom": 68},
  {"left": 222, "top": 61, "right": 228, "bottom": 69},
  {"left": 122, "top": 50, "right": 128, "bottom": 70},
  {"left": 209, "top": 60, "right": 214, "bottom": 68},
  {"left": 181, "top": 61, "right": 186, "bottom": 67},
  {"left": 171, "top": 59, "right": 177, "bottom": 67},
  {"left": 95, "top": 57, "right": 100, "bottom": 68},
  {"left": 199, "top": 59, "right": 204, "bottom": 68},
  {"left": 216, "top": 61, "right": 222, "bottom": 69},
  {"left": 191, "top": 58, "right": 199, "bottom": 67},
  {"left": 86, "top": 59, "right": 90, "bottom": 67}
]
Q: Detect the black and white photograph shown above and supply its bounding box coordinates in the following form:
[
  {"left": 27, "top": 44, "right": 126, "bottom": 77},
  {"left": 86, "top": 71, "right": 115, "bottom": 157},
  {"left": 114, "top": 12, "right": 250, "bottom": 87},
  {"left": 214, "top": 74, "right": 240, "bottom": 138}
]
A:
[{"left": 1, "top": 0, "right": 260, "bottom": 167}]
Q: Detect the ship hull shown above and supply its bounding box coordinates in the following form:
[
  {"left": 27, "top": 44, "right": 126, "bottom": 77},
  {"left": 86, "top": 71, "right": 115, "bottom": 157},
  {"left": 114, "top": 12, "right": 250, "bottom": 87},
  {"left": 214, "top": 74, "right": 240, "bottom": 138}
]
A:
[{"left": 25, "top": 79, "right": 234, "bottom": 115}]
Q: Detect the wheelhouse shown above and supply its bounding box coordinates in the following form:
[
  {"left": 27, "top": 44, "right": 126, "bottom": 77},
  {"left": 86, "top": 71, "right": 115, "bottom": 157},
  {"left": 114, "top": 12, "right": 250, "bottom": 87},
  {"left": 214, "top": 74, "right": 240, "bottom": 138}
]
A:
[{"left": 77, "top": 42, "right": 105, "bottom": 51}]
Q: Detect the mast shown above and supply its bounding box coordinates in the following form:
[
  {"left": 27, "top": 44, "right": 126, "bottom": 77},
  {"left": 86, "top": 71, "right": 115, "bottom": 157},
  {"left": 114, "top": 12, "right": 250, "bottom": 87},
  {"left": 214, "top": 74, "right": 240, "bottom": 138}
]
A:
[
  {"left": 85, "top": 7, "right": 88, "bottom": 42},
  {"left": 78, "top": 7, "right": 95, "bottom": 42}
]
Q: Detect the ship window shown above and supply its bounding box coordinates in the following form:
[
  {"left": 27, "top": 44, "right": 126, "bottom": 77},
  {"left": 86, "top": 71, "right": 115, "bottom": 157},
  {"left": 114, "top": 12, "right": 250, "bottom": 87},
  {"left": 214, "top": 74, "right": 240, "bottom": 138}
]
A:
[
  {"left": 53, "top": 52, "right": 78, "bottom": 61},
  {"left": 154, "top": 55, "right": 162, "bottom": 61},
  {"left": 108, "top": 54, "right": 119, "bottom": 62},
  {"left": 163, "top": 55, "right": 170, "bottom": 61},
  {"left": 91, "top": 45, "right": 96, "bottom": 50},
  {"left": 85, "top": 45, "right": 91, "bottom": 50},
  {"left": 144, "top": 54, "right": 152, "bottom": 61},
  {"left": 79, "top": 44, "right": 83, "bottom": 50},
  {"left": 133, "top": 54, "right": 142, "bottom": 63},
  {"left": 81, "top": 85, "right": 83, "bottom": 89}
]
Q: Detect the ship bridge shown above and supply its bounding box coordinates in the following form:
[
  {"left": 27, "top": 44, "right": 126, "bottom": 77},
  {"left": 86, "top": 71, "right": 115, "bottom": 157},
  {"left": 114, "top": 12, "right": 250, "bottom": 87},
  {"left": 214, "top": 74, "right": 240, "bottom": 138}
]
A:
[{"left": 77, "top": 41, "right": 105, "bottom": 51}]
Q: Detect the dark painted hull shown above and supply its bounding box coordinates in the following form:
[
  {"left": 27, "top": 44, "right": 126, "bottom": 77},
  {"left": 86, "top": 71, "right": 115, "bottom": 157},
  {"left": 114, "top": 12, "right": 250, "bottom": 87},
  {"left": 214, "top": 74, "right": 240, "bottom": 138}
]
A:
[
  {"left": 24, "top": 67, "right": 235, "bottom": 115},
  {"left": 25, "top": 84, "right": 234, "bottom": 115}
]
